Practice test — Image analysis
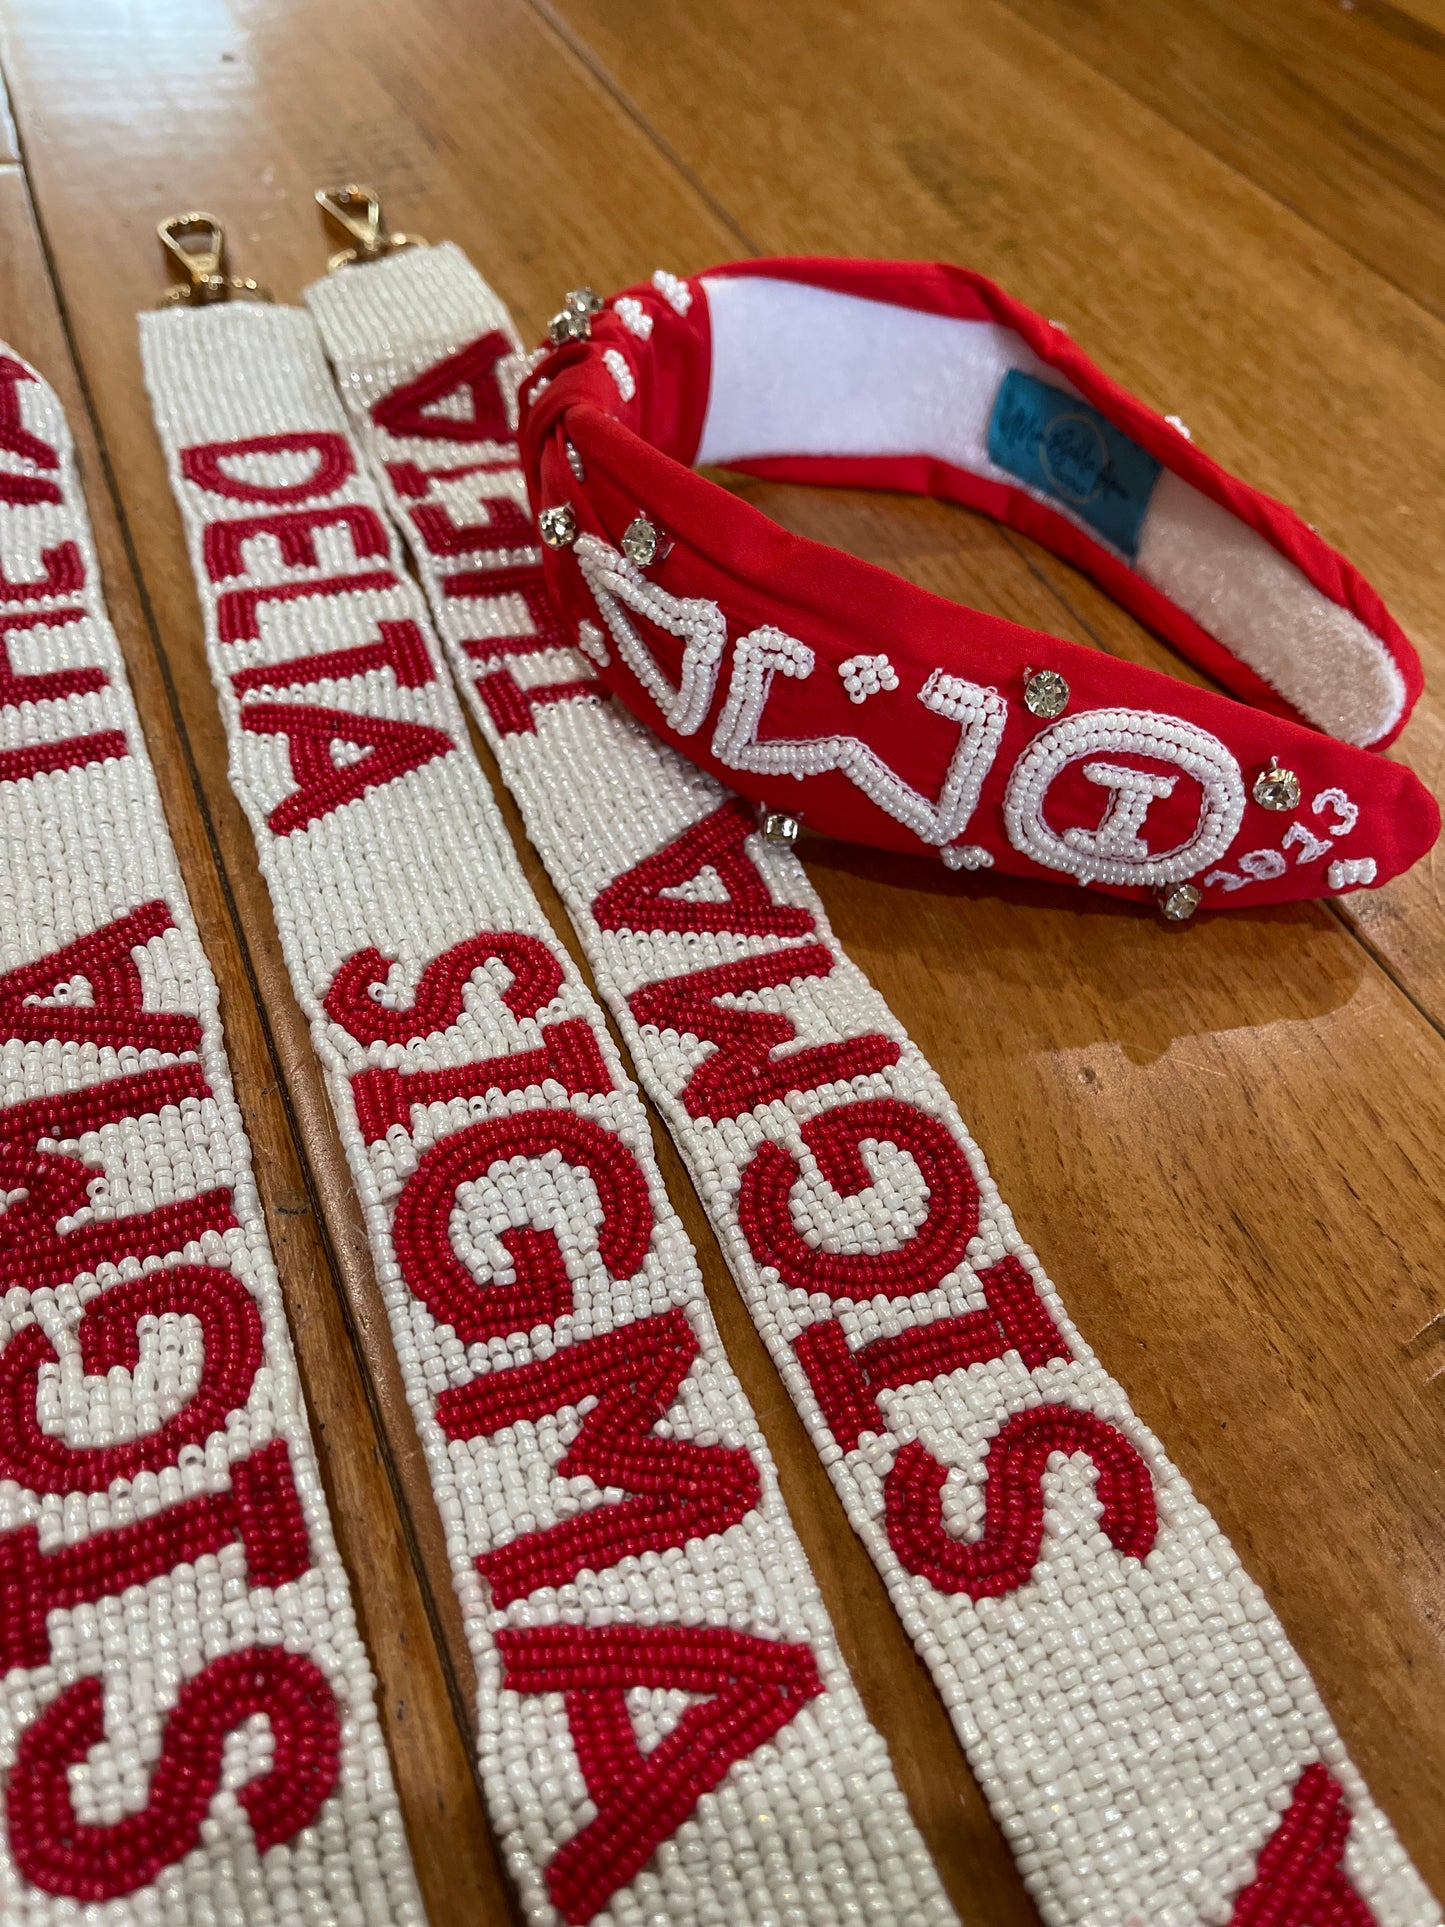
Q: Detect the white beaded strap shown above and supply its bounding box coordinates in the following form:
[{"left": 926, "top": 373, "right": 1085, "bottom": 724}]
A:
[
  {"left": 304, "top": 242, "right": 1441, "bottom": 1927},
  {"left": 0, "top": 348, "right": 423, "bottom": 1923},
  {"left": 138, "top": 298, "right": 957, "bottom": 1927}
]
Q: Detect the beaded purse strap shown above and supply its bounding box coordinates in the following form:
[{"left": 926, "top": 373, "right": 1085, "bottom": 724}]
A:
[
  {"left": 139, "top": 260, "right": 958, "bottom": 1927},
  {"left": 0, "top": 347, "right": 424, "bottom": 1922},
  {"left": 301, "top": 231, "right": 1440, "bottom": 1927}
]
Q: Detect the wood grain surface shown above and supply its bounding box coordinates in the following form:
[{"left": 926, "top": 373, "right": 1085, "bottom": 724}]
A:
[
  {"left": 0, "top": 1, "right": 1440, "bottom": 1921},
  {"left": 999, "top": 0, "right": 1445, "bottom": 318}
]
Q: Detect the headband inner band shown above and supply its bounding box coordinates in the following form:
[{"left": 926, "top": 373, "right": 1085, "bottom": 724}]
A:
[{"left": 695, "top": 273, "right": 1405, "bottom": 749}]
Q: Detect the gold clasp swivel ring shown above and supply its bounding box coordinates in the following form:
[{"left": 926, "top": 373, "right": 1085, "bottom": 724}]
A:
[
  {"left": 316, "top": 184, "right": 425, "bottom": 272},
  {"left": 157, "top": 213, "right": 271, "bottom": 307}
]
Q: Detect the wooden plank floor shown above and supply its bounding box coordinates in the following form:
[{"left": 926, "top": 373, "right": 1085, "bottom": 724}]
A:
[{"left": 0, "top": 2, "right": 1441, "bottom": 1920}]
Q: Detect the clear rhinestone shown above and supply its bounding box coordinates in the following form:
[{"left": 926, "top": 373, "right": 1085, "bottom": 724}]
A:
[
  {"left": 547, "top": 307, "right": 590, "bottom": 345},
  {"left": 1024, "top": 669, "right": 1070, "bottom": 719},
  {"left": 538, "top": 504, "right": 578, "bottom": 549},
  {"left": 1159, "top": 883, "right": 1202, "bottom": 922},
  {"left": 621, "top": 515, "right": 659, "bottom": 567},
  {"left": 758, "top": 808, "right": 802, "bottom": 846},
  {"left": 1252, "top": 764, "right": 1301, "bottom": 811},
  {"left": 565, "top": 286, "right": 604, "bottom": 316}
]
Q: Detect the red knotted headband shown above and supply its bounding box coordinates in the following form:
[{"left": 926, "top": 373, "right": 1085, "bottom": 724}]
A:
[{"left": 519, "top": 258, "right": 1438, "bottom": 916}]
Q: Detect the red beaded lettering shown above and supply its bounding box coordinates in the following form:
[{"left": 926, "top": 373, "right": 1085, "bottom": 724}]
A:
[
  {"left": 203, "top": 502, "right": 390, "bottom": 581},
  {"left": 0, "top": 1061, "right": 237, "bottom": 1292},
  {"left": 0, "top": 901, "right": 200, "bottom": 1053},
  {"left": 179, "top": 431, "right": 354, "bottom": 504},
  {"left": 885, "top": 1405, "right": 1157, "bottom": 1597},
  {"left": 631, "top": 944, "right": 900, "bottom": 1120},
  {"left": 6, "top": 1645, "right": 341, "bottom": 1900},
  {"left": 794, "top": 1255, "right": 1071, "bottom": 1450},
  {"left": 0, "top": 1265, "right": 262, "bottom": 1493},
  {"left": 453, "top": 565, "right": 571, "bottom": 658},
  {"left": 391, "top": 1110, "right": 653, "bottom": 1342},
  {"left": 352, "top": 1018, "right": 612, "bottom": 1140},
  {"left": 240, "top": 700, "right": 454, "bottom": 834},
  {"left": 216, "top": 569, "right": 399, "bottom": 645},
  {"left": 0, "top": 356, "right": 62, "bottom": 493},
  {"left": 323, "top": 930, "right": 563, "bottom": 1046},
  {"left": 738, "top": 1097, "right": 979, "bottom": 1299},
  {"left": 226, "top": 1433, "right": 314, "bottom": 1589},
  {"left": 1, "top": 1058, "right": 211, "bottom": 1145},
  {"left": 0, "top": 470, "right": 62, "bottom": 507},
  {"left": 0, "top": 729, "right": 128, "bottom": 786},
  {"left": 474, "top": 665, "right": 599, "bottom": 736},
  {"left": 497, "top": 1623, "right": 823, "bottom": 1925},
  {"left": 593, "top": 799, "right": 816, "bottom": 938},
  {"left": 0, "top": 608, "right": 107, "bottom": 704},
  {"left": 229, "top": 617, "right": 436, "bottom": 696},
  {"left": 0, "top": 541, "right": 83, "bottom": 602},
  {"left": 1226, "top": 1763, "right": 1378, "bottom": 1927},
  {"left": 0, "top": 1437, "right": 308, "bottom": 1671},
  {"left": 386, "top": 458, "right": 534, "bottom": 559},
  {"left": 0, "top": 1139, "right": 235, "bottom": 1294},
  {"left": 371, "top": 330, "right": 514, "bottom": 445},
  {"left": 384, "top": 458, "right": 457, "bottom": 497},
  {"left": 410, "top": 488, "right": 534, "bottom": 558},
  {"left": 437, "top": 1306, "right": 761, "bottom": 1603}
]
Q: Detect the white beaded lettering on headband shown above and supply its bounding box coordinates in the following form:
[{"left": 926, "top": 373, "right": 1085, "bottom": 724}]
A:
[
  {"left": 0, "top": 348, "right": 423, "bottom": 1923},
  {"left": 517, "top": 257, "right": 1438, "bottom": 921},
  {"left": 139, "top": 289, "right": 957, "bottom": 1927},
  {"left": 301, "top": 237, "right": 1441, "bottom": 1927}
]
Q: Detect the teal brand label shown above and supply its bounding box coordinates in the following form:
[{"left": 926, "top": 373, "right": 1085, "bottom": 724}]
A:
[{"left": 987, "top": 370, "right": 1161, "bottom": 559}]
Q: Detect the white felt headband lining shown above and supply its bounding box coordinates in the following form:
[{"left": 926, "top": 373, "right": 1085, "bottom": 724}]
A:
[{"left": 696, "top": 275, "right": 1404, "bottom": 749}]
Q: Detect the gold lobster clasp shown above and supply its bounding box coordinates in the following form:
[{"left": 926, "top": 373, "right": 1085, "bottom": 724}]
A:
[
  {"left": 156, "top": 213, "right": 271, "bottom": 306},
  {"left": 315, "top": 183, "right": 425, "bottom": 272}
]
